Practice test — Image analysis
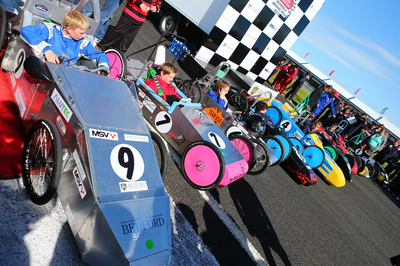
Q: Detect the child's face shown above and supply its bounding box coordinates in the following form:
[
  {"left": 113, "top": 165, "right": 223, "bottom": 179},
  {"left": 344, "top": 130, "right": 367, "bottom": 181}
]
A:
[
  {"left": 312, "top": 123, "right": 321, "bottom": 131},
  {"left": 67, "top": 26, "right": 86, "bottom": 41},
  {"left": 219, "top": 86, "right": 230, "bottom": 97},
  {"left": 160, "top": 71, "right": 176, "bottom": 84},
  {"left": 259, "top": 108, "right": 267, "bottom": 114}
]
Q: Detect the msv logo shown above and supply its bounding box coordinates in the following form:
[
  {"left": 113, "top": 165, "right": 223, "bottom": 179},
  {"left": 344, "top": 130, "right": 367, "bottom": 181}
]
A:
[{"left": 89, "top": 128, "right": 119, "bottom": 141}]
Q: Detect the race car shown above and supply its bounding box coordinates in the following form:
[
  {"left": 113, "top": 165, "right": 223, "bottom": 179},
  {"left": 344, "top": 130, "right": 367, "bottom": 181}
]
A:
[
  {"left": 246, "top": 86, "right": 347, "bottom": 187},
  {"left": 0, "top": 1, "right": 172, "bottom": 265}
]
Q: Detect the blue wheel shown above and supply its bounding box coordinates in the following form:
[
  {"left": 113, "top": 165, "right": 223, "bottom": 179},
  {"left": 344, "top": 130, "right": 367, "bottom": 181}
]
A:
[
  {"left": 289, "top": 137, "right": 303, "bottom": 154},
  {"left": 264, "top": 106, "right": 282, "bottom": 128},
  {"left": 274, "top": 135, "right": 292, "bottom": 162},
  {"left": 303, "top": 146, "right": 325, "bottom": 168},
  {"left": 262, "top": 135, "right": 285, "bottom": 166}
]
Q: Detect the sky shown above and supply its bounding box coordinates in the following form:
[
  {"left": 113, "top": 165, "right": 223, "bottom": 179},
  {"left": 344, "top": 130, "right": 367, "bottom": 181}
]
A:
[{"left": 290, "top": 0, "right": 400, "bottom": 127}]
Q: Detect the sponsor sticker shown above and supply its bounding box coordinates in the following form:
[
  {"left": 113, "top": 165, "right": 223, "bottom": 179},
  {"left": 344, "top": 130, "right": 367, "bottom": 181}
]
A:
[
  {"left": 89, "top": 128, "right": 118, "bottom": 141},
  {"left": 73, "top": 167, "right": 86, "bottom": 199},
  {"left": 138, "top": 88, "right": 145, "bottom": 98},
  {"left": 119, "top": 181, "right": 149, "bottom": 192},
  {"left": 124, "top": 134, "right": 149, "bottom": 142},
  {"left": 143, "top": 96, "right": 156, "bottom": 113},
  {"left": 73, "top": 150, "right": 86, "bottom": 181},
  {"left": 51, "top": 89, "right": 73, "bottom": 122},
  {"left": 56, "top": 115, "right": 66, "bottom": 135},
  {"left": 294, "top": 130, "right": 303, "bottom": 140},
  {"left": 66, "top": 204, "right": 76, "bottom": 227}
]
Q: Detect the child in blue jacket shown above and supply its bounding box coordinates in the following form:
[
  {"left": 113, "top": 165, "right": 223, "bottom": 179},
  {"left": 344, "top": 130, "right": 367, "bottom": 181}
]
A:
[{"left": 208, "top": 80, "right": 230, "bottom": 110}]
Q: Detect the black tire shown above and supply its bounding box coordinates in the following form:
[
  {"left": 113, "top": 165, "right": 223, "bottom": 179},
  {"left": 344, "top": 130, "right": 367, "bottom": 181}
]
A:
[
  {"left": 358, "top": 157, "right": 366, "bottom": 174},
  {"left": 150, "top": 131, "right": 168, "bottom": 180},
  {"left": 367, "top": 164, "right": 378, "bottom": 180},
  {"left": 178, "top": 80, "right": 203, "bottom": 103},
  {"left": 324, "top": 145, "right": 338, "bottom": 161},
  {"left": 228, "top": 93, "right": 249, "bottom": 113},
  {"left": 0, "top": 5, "right": 6, "bottom": 51},
  {"left": 21, "top": 119, "right": 62, "bottom": 205},
  {"left": 345, "top": 154, "right": 356, "bottom": 171},
  {"left": 247, "top": 139, "right": 270, "bottom": 176},
  {"left": 229, "top": 134, "right": 255, "bottom": 170},
  {"left": 158, "top": 10, "right": 178, "bottom": 35},
  {"left": 262, "top": 135, "right": 285, "bottom": 166},
  {"left": 265, "top": 106, "right": 282, "bottom": 129},
  {"left": 104, "top": 48, "right": 127, "bottom": 79},
  {"left": 289, "top": 137, "right": 304, "bottom": 154},
  {"left": 181, "top": 141, "right": 225, "bottom": 190}
]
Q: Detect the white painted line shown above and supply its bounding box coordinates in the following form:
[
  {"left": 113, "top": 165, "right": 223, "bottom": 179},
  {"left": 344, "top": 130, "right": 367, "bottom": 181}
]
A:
[{"left": 199, "top": 191, "right": 268, "bottom": 266}]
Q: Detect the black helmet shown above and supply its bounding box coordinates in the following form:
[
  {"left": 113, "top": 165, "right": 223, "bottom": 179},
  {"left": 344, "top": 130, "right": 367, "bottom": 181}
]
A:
[{"left": 245, "top": 114, "right": 266, "bottom": 136}]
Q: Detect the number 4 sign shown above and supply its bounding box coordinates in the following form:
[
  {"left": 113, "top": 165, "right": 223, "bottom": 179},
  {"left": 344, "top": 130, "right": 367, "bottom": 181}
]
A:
[{"left": 280, "top": 120, "right": 292, "bottom": 131}]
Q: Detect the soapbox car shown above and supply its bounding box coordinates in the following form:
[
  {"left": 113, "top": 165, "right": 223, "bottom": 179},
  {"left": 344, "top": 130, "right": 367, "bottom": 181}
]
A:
[
  {"left": 244, "top": 84, "right": 347, "bottom": 187},
  {"left": 0, "top": 1, "right": 171, "bottom": 265},
  {"left": 105, "top": 35, "right": 250, "bottom": 190}
]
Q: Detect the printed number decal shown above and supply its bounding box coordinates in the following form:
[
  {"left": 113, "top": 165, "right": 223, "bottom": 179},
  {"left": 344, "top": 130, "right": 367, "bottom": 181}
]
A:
[
  {"left": 208, "top": 132, "right": 226, "bottom": 149},
  {"left": 14, "top": 49, "right": 26, "bottom": 79},
  {"left": 355, "top": 148, "right": 363, "bottom": 156},
  {"left": 110, "top": 144, "right": 144, "bottom": 181},
  {"left": 280, "top": 120, "right": 292, "bottom": 131},
  {"left": 155, "top": 111, "right": 172, "bottom": 133}
]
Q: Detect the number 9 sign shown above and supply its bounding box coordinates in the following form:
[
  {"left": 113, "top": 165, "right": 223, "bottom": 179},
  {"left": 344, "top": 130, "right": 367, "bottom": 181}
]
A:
[{"left": 110, "top": 144, "right": 144, "bottom": 181}]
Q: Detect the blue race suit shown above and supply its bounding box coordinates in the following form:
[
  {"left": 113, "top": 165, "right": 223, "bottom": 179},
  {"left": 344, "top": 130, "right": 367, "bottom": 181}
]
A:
[
  {"left": 21, "top": 22, "right": 109, "bottom": 67},
  {"left": 310, "top": 93, "right": 335, "bottom": 120}
]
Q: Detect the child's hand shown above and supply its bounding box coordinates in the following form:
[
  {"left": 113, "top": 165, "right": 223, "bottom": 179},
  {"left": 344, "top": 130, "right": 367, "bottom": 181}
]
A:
[
  {"left": 45, "top": 50, "right": 60, "bottom": 64},
  {"left": 140, "top": 3, "right": 149, "bottom": 12},
  {"left": 150, "top": 6, "right": 157, "bottom": 12}
]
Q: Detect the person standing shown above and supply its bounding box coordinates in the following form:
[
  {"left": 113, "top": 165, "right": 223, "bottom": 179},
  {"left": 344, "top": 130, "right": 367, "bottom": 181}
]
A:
[
  {"left": 308, "top": 85, "right": 333, "bottom": 110},
  {"left": 284, "top": 72, "right": 310, "bottom": 103},
  {"left": 272, "top": 61, "right": 292, "bottom": 88},
  {"left": 374, "top": 140, "right": 399, "bottom": 165},
  {"left": 80, "top": 0, "right": 124, "bottom": 45},
  {"left": 97, "top": 0, "right": 162, "bottom": 53},
  {"left": 268, "top": 59, "right": 285, "bottom": 84},
  {"left": 310, "top": 91, "right": 339, "bottom": 121},
  {"left": 275, "top": 65, "right": 299, "bottom": 94}
]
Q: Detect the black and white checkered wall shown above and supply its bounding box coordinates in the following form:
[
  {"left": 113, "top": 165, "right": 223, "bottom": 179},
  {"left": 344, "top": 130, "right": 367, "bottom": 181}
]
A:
[{"left": 195, "top": 0, "right": 325, "bottom": 84}]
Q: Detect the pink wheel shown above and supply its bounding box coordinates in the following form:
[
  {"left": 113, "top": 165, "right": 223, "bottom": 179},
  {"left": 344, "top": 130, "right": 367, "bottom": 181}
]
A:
[
  {"left": 229, "top": 134, "right": 255, "bottom": 170},
  {"left": 105, "top": 48, "right": 126, "bottom": 80},
  {"left": 181, "top": 141, "right": 225, "bottom": 190}
]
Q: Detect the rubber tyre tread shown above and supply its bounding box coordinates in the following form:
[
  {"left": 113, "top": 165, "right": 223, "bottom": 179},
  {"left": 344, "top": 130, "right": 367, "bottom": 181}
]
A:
[
  {"left": 357, "top": 157, "right": 366, "bottom": 174},
  {"left": 228, "top": 93, "right": 249, "bottom": 113},
  {"left": 150, "top": 131, "right": 168, "bottom": 180},
  {"left": 247, "top": 139, "right": 270, "bottom": 176},
  {"left": 262, "top": 135, "right": 285, "bottom": 166},
  {"left": 0, "top": 5, "right": 6, "bottom": 51},
  {"left": 104, "top": 48, "right": 127, "bottom": 79},
  {"left": 229, "top": 134, "right": 255, "bottom": 170},
  {"left": 265, "top": 106, "right": 282, "bottom": 129},
  {"left": 21, "top": 119, "right": 62, "bottom": 205},
  {"left": 345, "top": 154, "right": 356, "bottom": 171},
  {"left": 367, "top": 164, "right": 378, "bottom": 180},
  {"left": 181, "top": 141, "right": 225, "bottom": 190},
  {"left": 178, "top": 80, "right": 203, "bottom": 103},
  {"left": 158, "top": 10, "right": 178, "bottom": 36}
]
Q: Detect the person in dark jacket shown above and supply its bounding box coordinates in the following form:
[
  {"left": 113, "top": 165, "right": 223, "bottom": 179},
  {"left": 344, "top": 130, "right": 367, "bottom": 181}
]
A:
[
  {"left": 320, "top": 100, "right": 344, "bottom": 126},
  {"left": 310, "top": 91, "right": 339, "bottom": 121},
  {"left": 285, "top": 72, "right": 310, "bottom": 102},
  {"left": 374, "top": 140, "right": 400, "bottom": 165},
  {"left": 308, "top": 85, "right": 333, "bottom": 110},
  {"left": 344, "top": 113, "right": 368, "bottom": 138},
  {"left": 97, "top": 0, "right": 162, "bottom": 52}
]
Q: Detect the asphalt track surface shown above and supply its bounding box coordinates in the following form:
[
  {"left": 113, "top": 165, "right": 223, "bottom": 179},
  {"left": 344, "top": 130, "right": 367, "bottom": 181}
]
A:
[
  {"left": 1, "top": 2, "right": 400, "bottom": 265},
  {"left": 118, "top": 4, "right": 400, "bottom": 265}
]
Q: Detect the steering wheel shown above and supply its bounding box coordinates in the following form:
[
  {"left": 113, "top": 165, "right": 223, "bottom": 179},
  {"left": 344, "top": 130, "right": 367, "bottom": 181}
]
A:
[{"left": 58, "top": 52, "right": 109, "bottom": 76}]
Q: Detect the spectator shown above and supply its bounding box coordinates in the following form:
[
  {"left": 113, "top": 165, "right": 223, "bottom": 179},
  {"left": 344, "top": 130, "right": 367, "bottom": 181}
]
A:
[
  {"left": 344, "top": 113, "right": 368, "bottom": 138},
  {"left": 311, "top": 91, "right": 339, "bottom": 121},
  {"left": 97, "top": 0, "right": 162, "bottom": 52},
  {"left": 308, "top": 85, "right": 333, "bottom": 110},
  {"left": 80, "top": 0, "right": 124, "bottom": 45},
  {"left": 272, "top": 61, "right": 292, "bottom": 88},
  {"left": 364, "top": 129, "right": 385, "bottom": 154},
  {"left": 275, "top": 65, "right": 299, "bottom": 94},
  {"left": 284, "top": 72, "right": 310, "bottom": 103},
  {"left": 267, "top": 59, "right": 285, "bottom": 83},
  {"left": 320, "top": 100, "right": 344, "bottom": 126},
  {"left": 374, "top": 140, "right": 400, "bottom": 165},
  {"left": 302, "top": 116, "right": 321, "bottom": 135}
]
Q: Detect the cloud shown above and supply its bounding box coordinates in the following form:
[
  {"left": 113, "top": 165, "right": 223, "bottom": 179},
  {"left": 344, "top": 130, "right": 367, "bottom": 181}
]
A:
[{"left": 299, "top": 16, "right": 400, "bottom": 85}]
